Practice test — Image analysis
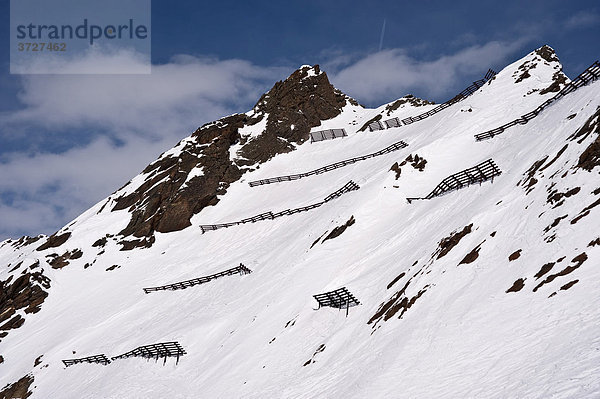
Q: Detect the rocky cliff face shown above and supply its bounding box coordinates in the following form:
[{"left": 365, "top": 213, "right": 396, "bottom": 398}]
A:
[{"left": 111, "top": 65, "right": 355, "bottom": 241}]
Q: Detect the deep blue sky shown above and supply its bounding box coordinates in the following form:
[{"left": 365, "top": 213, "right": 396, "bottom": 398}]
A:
[
  {"left": 0, "top": 0, "right": 598, "bottom": 240},
  {"left": 150, "top": 0, "right": 598, "bottom": 74}
]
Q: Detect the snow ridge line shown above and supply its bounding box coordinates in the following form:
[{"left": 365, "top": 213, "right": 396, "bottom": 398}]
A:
[
  {"left": 475, "top": 60, "right": 600, "bottom": 141},
  {"left": 199, "top": 181, "right": 360, "bottom": 233},
  {"left": 142, "top": 264, "right": 252, "bottom": 294},
  {"left": 369, "top": 69, "right": 497, "bottom": 132},
  {"left": 407, "top": 159, "right": 502, "bottom": 203},
  {"left": 248, "top": 141, "right": 408, "bottom": 187}
]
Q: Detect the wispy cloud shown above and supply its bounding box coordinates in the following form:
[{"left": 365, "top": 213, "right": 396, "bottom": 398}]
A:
[
  {"left": 326, "top": 39, "right": 531, "bottom": 104},
  {"left": 0, "top": 51, "right": 290, "bottom": 240},
  {"left": 564, "top": 10, "right": 600, "bottom": 30}
]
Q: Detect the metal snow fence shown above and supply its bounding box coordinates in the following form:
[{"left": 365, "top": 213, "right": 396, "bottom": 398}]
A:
[
  {"left": 310, "top": 128, "right": 348, "bottom": 143},
  {"left": 475, "top": 61, "right": 600, "bottom": 141},
  {"left": 407, "top": 159, "right": 502, "bottom": 203}
]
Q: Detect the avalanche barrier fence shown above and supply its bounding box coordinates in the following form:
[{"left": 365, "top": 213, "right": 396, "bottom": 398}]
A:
[
  {"left": 310, "top": 128, "right": 347, "bottom": 143},
  {"left": 313, "top": 287, "right": 361, "bottom": 316},
  {"left": 474, "top": 60, "right": 600, "bottom": 141},
  {"left": 200, "top": 181, "right": 360, "bottom": 233},
  {"left": 62, "top": 354, "right": 111, "bottom": 367},
  {"left": 368, "top": 69, "right": 496, "bottom": 132},
  {"left": 143, "top": 264, "right": 252, "bottom": 293},
  {"left": 111, "top": 342, "right": 186, "bottom": 365},
  {"left": 407, "top": 159, "right": 502, "bottom": 203},
  {"left": 248, "top": 140, "right": 408, "bottom": 187}
]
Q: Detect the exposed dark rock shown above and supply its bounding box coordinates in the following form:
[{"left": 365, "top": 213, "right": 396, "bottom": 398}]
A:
[
  {"left": 9, "top": 262, "right": 22, "bottom": 273},
  {"left": 239, "top": 65, "right": 350, "bottom": 163},
  {"left": 535, "top": 262, "right": 555, "bottom": 279},
  {"left": 533, "top": 253, "right": 587, "bottom": 292},
  {"left": 406, "top": 154, "right": 427, "bottom": 171},
  {"left": 0, "top": 374, "right": 34, "bottom": 399},
  {"left": 390, "top": 154, "right": 427, "bottom": 181},
  {"left": 547, "top": 186, "right": 581, "bottom": 208},
  {"left": 0, "top": 270, "right": 50, "bottom": 342},
  {"left": 322, "top": 216, "right": 355, "bottom": 243},
  {"left": 508, "top": 249, "right": 522, "bottom": 261},
  {"left": 106, "top": 265, "right": 121, "bottom": 271},
  {"left": 506, "top": 278, "right": 526, "bottom": 293},
  {"left": 10, "top": 236, "right": 42, "bottom": 250},
  {"left": 514, "top": 62, "right": 534, "bottom": 83},
  {"left": 577, "top": 137, "right": 600, "bottom": 171},
  {"left": 369, "top": 278, "right": 430, "bottom": 326},
  {"left": 119, "top": 236, "right": 155, "bottom": 251},
  {"left": 434, "top": 224, "right": 473, "bottom": 260},
  {"left": 385, "top": 95, "right": 434, "bottom": 116},
  {"left": 310, "top": 231, "right": 328, "bottom": 249},
  {"left": 568, "top": 106, "right": 600, "bottom": 171},
  {"left": 459, "top": 242, "right": 483, "bottom": 265},
  {"left": 539, "top": 144, "right": 568, "bottom": 173},
  {"left": 570, "top": 197, "right": 600, "bottom": 224},
  {"left": 302, "top": 344, "right": 326, "bottom": 366},
  {"left": 359, "top": 114, "right": 382, "bottom": 132},
  {"left": 589, "top": 238, "right": 600, "bottom": 247},
  {"left": 519, "top": 157, "right": 548, "bottom": 193},
  {"left": 0, "top": 315, "right": 24, "bottom": 330},
  {"left": 111, "top": 65, "right": 352, "bottom": 243},
  {"left": 92, "top": 237, "right": 108, "bottom": 247},
  {"left": 390, "top": 162, "right": 402, "bottom": 180},
  {"left": 540, "top": 71, "right": 568, "bottom": 95},
  {"left": 560, "top": 280, "right": 579, "bottom": 291},
  {"left": 514, "top": 46, "right": 563, "bottom": 87},
  {"left": 113, "top": 113, "right": 247, "bottom": 238},
  {"left": 387, "top": 272, "right": 406, "bottom": 289},
  {"left": 46, "top": 249, "right": 83, "bottom": 269},
  {"left": 570, "top": 106, "right": 600, "bottom": 143},
  {"left": 535, "top": 45, "right": 559, "bottom": 63},
  {"left": 36, "top": 232, "right": 71, "bottom": 251},
  {"left": 543, "top": 215, "right": 567, "bottom": 234}
]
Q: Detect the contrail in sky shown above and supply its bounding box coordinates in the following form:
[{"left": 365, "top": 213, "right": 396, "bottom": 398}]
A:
[{"left": 378, "top": 19, "right": 386, "bottom": 51}]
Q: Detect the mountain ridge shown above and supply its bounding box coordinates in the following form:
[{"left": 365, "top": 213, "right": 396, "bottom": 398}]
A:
[{"left": 1, "top": 44, "right": 599, "bottom": 399}]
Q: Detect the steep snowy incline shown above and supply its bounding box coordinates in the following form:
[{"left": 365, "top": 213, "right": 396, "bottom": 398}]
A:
[{"left": 1, "top": 45, "right": 599, "bottom": 399}]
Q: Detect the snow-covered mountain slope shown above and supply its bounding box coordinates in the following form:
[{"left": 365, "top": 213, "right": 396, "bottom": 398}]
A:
[{"left": 1, "top": 45, "right": 599, "bottom": 399}]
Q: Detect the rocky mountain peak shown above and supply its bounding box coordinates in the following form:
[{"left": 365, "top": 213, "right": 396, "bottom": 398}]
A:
[
  {"left": 107, "top": 65, "right": 355, "bottom": 242},
  {"left": 535, "top": 44, "right": 560, "bottom": 63},
  {"left": 512, "top": 45, "right": 568, "bottom": 94},
  {"left": 240, "top": 64, "right": 356, "bottom": 161}
]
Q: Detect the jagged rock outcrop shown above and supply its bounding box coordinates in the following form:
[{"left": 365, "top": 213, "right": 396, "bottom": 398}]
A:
[
  {"left": 239, "top": 65, "right": 352, "bottom": 163},
  {"left": 111, "top": 65, "right": 354, "bottom": 241},
  {"left": 514, "top": 45, "right": 568, "bottom": 95},
  {"left": 0, "top": 269, "right": 50, "bottom": 342}
]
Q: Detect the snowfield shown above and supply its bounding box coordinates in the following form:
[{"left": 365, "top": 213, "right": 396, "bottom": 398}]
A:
[{"left": 1, "top": 46, "right": 599, "bottom": 399}]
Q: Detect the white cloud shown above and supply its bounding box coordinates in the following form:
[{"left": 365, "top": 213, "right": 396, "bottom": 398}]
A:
[
  {"left": 0, "top": 51, "right": 290, "bottom": 240},
  {"left": 564, "top": 10, "right": 600, "bottom": 30},
  {"left": 0, "top": 136, "right": 172, "bottom": 239},
  {"left": 5, "top": 49, "right": 289, "bottom": 138},
  {"left": 327, "top": 40, "right": 530, "bottom": 103}
]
